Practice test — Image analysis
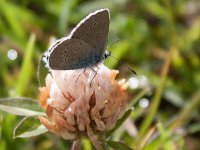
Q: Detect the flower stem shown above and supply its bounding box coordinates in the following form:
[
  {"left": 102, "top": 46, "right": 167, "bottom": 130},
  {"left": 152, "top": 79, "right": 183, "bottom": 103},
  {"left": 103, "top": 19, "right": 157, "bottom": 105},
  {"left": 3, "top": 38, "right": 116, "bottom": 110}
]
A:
[{"left": 71, "top": 139, "right": 82, "bottom": 150}]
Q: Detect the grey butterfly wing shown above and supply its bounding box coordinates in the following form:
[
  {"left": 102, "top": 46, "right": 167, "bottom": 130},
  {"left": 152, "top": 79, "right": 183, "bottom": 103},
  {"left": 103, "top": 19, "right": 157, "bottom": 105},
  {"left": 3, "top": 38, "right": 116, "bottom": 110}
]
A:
[
  {"left": 49, "top": 39, "right": 99, "bottom": 70},
  {"left": 70, "top": 9, "right": 110, "bottom": 57}
]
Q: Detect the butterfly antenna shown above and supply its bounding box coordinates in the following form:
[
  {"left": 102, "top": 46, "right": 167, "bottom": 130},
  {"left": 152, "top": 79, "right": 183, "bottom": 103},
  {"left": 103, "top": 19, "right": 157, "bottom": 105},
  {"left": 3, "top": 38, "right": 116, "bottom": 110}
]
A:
[{"left": 110, "top": 55, "right": 137, "bottom": 75}]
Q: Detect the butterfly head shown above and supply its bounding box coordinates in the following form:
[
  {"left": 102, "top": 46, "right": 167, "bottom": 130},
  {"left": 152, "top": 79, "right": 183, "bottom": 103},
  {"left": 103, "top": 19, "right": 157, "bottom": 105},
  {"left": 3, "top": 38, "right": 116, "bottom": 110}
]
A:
[{"left": 104, "top": 51, "right": 111, "bottom": 60}]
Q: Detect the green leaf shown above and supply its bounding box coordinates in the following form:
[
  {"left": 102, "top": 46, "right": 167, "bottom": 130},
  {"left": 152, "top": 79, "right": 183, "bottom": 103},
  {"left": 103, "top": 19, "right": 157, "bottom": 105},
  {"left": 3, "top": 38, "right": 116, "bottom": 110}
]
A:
[
  {"left": 14, "top": 116, "right": 48, "bottom": 138},
  {"left": 15, "top": 124, "right": 47, "bottom": 138},
  {"left": 0, "top": 97, "right": 45, "bottom": 116},
  {"left": 15, "top": 34, "right": 36, "bottom": 95},
  {"left": 106, "top": 140, "right": 133, "bottom": 150},
  {"left": 58, "top": 0, "right": 73, "bottom": 35},
  {"left": 0, "top": 0, "right": 26, "bottom": 39}
]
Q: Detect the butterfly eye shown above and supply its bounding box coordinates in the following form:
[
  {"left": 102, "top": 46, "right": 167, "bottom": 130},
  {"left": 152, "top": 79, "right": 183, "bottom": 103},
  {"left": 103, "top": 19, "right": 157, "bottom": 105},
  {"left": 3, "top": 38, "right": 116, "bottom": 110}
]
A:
[
  {"left": 80, "top": 42, "right": 83, "bottom": 45},
  {"left": 66, "top": 46, "right": 70, "bottom": 49},
  {"left": 86, "top": 32, "right": 89, "bottom": 35},
  {"left": 93, "top": 22, "right": 96, "bottom": 26},
  {"left": 89, "top": 26, "right": 93, "bottom": 30}
]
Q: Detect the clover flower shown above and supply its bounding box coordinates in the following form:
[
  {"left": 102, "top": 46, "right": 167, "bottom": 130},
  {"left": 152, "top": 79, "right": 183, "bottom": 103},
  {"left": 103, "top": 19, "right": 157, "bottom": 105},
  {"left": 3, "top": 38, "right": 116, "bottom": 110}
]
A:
[{"left": 38, "top": 63, "right": 128, "bottom": 148}]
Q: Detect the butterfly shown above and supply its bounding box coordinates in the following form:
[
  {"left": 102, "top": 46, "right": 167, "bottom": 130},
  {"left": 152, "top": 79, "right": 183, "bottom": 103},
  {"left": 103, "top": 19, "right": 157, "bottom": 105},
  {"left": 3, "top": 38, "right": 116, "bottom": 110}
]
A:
[{"left": 43, "top": 9, "right": 110, "bottom": 70}]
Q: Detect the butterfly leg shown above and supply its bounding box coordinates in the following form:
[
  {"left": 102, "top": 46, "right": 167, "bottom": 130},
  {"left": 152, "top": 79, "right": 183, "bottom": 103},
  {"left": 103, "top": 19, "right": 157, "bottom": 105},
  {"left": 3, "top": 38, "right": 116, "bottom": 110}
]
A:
[
  {"left": 88, "top": 66, "right": 100, "bottom": 87},
  {"left": 75, "top": 68, "right": 87, "bottom": 83}
]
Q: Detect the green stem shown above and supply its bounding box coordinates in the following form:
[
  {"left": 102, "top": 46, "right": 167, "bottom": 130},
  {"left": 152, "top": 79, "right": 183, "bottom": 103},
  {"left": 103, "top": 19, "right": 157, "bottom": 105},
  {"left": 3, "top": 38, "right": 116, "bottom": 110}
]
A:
[
  {"left": 129, "top": 87, "right": 151, "bottom": 107},
  {"left": 136, "top": 49, "right": 172, "bottom": 142}
]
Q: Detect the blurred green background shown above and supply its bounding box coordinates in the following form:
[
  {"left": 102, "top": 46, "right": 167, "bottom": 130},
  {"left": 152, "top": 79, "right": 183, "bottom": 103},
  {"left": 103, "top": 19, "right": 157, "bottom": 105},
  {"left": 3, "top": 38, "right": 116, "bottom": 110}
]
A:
[{"left": 0, "top": 0, "right": 200, "bottom": 149}]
